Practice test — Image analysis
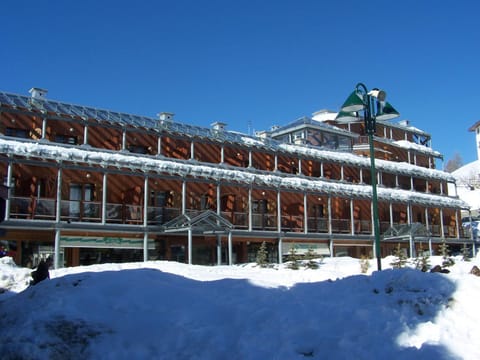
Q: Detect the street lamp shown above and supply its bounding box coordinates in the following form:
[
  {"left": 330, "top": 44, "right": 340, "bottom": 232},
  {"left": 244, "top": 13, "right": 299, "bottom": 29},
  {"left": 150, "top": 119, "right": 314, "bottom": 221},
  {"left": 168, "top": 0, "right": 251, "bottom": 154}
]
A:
[{"left": 336, "top": 83, "right": 399, "bottom": 270}]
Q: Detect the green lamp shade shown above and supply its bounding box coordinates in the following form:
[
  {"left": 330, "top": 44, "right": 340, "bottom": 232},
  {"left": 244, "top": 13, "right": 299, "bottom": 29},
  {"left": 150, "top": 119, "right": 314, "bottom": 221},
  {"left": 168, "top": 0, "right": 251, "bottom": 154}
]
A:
[
  {"left": 376, "top": 102, "right": 400, "bottom": 121},
  {"left": 335, "top": 110, "right": 360, "bottom": 122},
  {"left": 340, "top": 90, "right": 365, "bottom": 112}
]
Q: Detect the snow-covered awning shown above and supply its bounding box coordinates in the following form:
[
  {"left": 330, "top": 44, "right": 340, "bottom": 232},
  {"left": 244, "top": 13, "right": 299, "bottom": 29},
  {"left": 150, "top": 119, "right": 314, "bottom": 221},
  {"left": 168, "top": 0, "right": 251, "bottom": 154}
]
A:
[{"left": 0, "top": 138, "right": 468, "bottom": 209}]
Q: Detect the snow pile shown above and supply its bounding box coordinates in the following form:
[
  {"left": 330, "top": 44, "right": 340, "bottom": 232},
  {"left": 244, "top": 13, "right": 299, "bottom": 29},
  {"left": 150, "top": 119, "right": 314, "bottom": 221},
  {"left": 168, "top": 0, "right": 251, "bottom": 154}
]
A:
[{"left": 1, "top": 256, "right": 480, "bottom": 359}]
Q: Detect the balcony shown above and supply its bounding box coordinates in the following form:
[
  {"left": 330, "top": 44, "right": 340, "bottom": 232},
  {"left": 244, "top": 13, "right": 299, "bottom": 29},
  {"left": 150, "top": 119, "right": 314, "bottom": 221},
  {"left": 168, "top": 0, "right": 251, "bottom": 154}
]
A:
[{"left": 5, "top": 196, "right": 469, "bottom": 240}]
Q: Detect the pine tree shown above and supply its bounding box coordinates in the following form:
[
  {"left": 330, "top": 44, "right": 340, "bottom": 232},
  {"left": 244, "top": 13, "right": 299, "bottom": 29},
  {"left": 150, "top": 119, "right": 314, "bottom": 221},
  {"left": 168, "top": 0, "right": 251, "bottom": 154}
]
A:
[
  {"left": 390, "top": 243, "right": 407, "bottom": 269},
  {"left": 438, "top": 238, "right": 455, "bottom": 268},
  {"left": 256, "top": 241, "right": 269, "bottom": 268},
  {"left": 414, "top": 242, "right": 430, "bottom": 272},
  {"left": 287, "top": 244, "right": 300, "bottom": 270},
  {"left": 359, "top": 255, "right": 371, "bottom": 274},
  {"left": 304, "top": 247, "right": 319, "bottom": 269},
  {"left": 461, "top": 243, "right": 471, "bottom": 262}
]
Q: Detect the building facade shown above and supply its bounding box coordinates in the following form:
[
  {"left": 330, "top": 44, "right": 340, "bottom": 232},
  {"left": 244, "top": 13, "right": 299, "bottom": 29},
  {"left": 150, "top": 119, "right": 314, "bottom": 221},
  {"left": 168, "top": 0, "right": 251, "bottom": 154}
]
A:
[{"left": 0, "top": 88, "right": 471, "bottom": 268}]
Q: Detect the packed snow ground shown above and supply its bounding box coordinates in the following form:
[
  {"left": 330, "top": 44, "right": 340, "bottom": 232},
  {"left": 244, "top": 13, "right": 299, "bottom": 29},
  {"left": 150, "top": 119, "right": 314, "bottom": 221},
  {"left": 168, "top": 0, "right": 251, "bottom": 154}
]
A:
[{"left": 1, "top": 256, "right": 480, "bottom": 360}]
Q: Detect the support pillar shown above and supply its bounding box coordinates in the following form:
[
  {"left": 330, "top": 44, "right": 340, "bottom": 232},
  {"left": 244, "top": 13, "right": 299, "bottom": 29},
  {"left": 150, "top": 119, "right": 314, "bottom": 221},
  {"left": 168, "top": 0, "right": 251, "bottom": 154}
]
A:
[
  {"left": 83, "top": 123, "right": 89, "bottom": 145},
  {"left": 188, "top": 228, "right": 192, "bottom": 265},
  {"left": 182, "top": 181, "right": 186, "bottom": 215},
  {"left": 121, "top": 128, "right": 126, "bottom": 151},
  {"left": 277, "top": 190, "right": 281, "bottom": 233},
  {"left": 228, "top": 232, "right": 233, "bottom": 265},
  {"left": 304, "top": 192, "right": 308, "bottom": 234},
  {"left": 278, "top": 237, "right": 283, "bottom": 264},
  {"left": 216, "top": 235, "right": 222, "bottom": 266},
  {"left": 54, "top": 229, "right": 61, "bottom": 269},
  {"left": 5, "top": 161, "right": 12, "bottom": 220},
  {"left": 143, "top": 232, "right": 149, "bottom": 262},
  {"left": 101, "top": 173, "right": 107, "bottom": 225}
]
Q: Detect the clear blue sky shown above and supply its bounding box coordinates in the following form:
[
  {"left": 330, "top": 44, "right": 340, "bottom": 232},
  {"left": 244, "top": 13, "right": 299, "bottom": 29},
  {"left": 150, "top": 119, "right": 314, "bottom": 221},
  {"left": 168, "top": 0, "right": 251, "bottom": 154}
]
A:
[{"left": 2, "top": 0, "right": 480, "bottom": 167}]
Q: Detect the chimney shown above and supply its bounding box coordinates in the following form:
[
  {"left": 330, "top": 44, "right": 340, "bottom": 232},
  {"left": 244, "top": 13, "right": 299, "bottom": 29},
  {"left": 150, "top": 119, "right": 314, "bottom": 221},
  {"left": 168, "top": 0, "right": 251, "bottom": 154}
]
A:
[
  {"left": 211, "top": 122, "right": 227, "bottom": 132},
  {"left": 255, "top": 130, "right": 268, "bottom": 138},
  {"left": 29, "top": 87, "right": 48, "bottom": 100},
  {"left": 158, "top": 112, "right": 174, "bottom": 122},
  {"left": 157, "top": 112, "right": 174, "bottom": 128}
]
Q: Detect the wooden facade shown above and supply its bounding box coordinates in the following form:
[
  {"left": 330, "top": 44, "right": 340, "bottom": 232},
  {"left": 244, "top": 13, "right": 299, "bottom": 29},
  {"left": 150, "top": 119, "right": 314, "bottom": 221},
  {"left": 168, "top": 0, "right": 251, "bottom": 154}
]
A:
[{"left": 0, "top": 89, "right": 471, "bottom": 268}]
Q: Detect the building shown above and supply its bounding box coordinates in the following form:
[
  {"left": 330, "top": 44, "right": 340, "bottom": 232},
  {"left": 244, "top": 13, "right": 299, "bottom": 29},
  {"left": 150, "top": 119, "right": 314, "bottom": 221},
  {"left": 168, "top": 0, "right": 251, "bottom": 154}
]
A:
[
  {"left": 0, "top": 88, "right": 471, "bottom": 268},
  {"left": 469, "top": 120, "right": 480, "bottom": 162}
]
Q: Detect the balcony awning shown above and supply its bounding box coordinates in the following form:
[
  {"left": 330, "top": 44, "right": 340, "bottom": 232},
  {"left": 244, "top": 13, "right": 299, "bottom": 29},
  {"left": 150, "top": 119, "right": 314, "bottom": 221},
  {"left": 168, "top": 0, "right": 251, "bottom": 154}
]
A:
[
  {"left": 382, "top": 222, "right": 430, "bottom": 241},
  {"left": 162, "top": 210, "right": 233, "bottom": 235}
]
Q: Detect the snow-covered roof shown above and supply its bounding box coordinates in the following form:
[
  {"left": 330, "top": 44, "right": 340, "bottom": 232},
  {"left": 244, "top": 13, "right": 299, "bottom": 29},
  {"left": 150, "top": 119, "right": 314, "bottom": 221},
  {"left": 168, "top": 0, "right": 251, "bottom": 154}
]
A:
[
  {"left": 268, "top": 116, "right": 355, "bottom": 138},
  {"left": 277, "top": 143, "right": 454, "bottom": 182},
  {"left": 450, "top": 161, "right": 480, "bottom": 211},
  {"left": 452, "top": 160, "right": 480, "bottom": 180},
  {"left": 468, "top": 120, "right": 480, "bottom": 132},
  {"left": 393, "top": 140, "right": 441, "bottom": 157},
  {"left": 0, "top": 91, "right": 452, "bottom": 181},
  {"left": 311, "top": 109, "right": 338, "bottom": 122},
  {"left": 0, "top": 138, "right": 467, "bottom": 209},
  {"left": 0, "top": 91, "right": 279, "bottom": 152}
]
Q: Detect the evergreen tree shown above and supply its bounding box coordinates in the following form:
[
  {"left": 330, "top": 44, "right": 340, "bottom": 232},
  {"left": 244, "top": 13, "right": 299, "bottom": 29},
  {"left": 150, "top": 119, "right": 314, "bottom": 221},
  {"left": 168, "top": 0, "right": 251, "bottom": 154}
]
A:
[
  {"left": 461, "top": 243, "right": 471, "bottom": 262},
  {"left": 390, "top": 243, "right": 408, "bottom": 269},
  {"left": 287, "top": 244, "right": 300, "bottom": 270},
  {"left": 414, "top": 242, "right": 430, "bottom": 272},
  {"left": 438, "top": 238, "right": 455, "bottom": 268},
  {"left": 359, "top": 255, "right": 371, "bottom": 274},
  {"left": 304, "top": 247, "right": 319, "bottom": 269},
  {"left": 256, "top": 241, "right": 269, "bottom": 268}
]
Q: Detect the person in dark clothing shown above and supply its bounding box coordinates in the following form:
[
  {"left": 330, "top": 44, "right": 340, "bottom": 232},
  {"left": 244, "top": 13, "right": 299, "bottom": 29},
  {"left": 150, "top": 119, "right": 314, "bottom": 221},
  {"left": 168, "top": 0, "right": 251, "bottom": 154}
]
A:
[{"left": 30, "top": 256, "right": 53, "bottom": 286}]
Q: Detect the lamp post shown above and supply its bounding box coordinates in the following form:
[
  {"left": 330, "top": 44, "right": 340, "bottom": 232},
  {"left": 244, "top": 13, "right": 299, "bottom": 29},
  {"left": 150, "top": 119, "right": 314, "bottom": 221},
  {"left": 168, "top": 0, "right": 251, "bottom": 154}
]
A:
[{"left": 336, "top": 83, "right": 399, "bottom": 271}]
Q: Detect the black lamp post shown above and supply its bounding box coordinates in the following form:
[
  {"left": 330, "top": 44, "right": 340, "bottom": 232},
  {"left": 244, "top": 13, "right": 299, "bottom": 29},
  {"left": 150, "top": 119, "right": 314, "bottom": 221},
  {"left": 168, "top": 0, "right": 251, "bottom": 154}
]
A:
[{"left": 336, "top": 83, "right": 399, "bottom": 271}]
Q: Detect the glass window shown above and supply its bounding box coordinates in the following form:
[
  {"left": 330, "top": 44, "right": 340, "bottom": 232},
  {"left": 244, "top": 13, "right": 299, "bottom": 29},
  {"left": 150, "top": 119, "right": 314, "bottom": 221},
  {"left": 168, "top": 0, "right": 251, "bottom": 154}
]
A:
[
  {"left": 54, "top": 134, "right": 78, "bottom": 145},
  {"left": 322, "top": 133, "right": 338, "bottom": 149},
  {"left": 5, "top": 127, "right": 28, "bottom": 138},
  {"left": 128, "top": 145, "right": 148, "bottom": 154}
]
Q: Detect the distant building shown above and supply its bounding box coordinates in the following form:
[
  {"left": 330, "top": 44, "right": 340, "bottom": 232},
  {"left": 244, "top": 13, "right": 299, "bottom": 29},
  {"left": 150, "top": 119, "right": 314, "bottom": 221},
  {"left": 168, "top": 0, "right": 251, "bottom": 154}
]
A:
[
  {"left": 0, "top": 88, "right": 471, "bottom": 268},
  {"left": 469, "top": 121, "right": 480, "bottom": 161}
]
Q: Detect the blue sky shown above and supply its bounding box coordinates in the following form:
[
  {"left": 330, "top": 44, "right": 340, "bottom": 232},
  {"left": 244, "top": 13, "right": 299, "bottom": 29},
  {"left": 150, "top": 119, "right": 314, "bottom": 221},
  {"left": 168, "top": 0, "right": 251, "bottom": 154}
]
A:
[{"left": 2, "top": 0, "right": 480, "bottom": 166}]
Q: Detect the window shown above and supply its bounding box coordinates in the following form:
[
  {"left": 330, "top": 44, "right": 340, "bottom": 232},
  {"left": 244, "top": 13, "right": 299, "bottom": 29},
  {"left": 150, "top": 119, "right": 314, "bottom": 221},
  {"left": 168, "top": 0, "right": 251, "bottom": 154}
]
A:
[
  {"left": 5, "top": 127, "right": 28, "bottom": 138},
  {"left": 338, "top": 136, "right": 352, "bottom": 150},
  {"left": 322, "top": 133, "right": 338, "bottom": 149},
  {"left": 69, "top": 183, "right": 94, "bottom": 219},
  {"left": 54, "top": 134, "right": 78, "bottom": 145},
  {"left": 128, "top": 145, "right": 148, "bottom": 154}
]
